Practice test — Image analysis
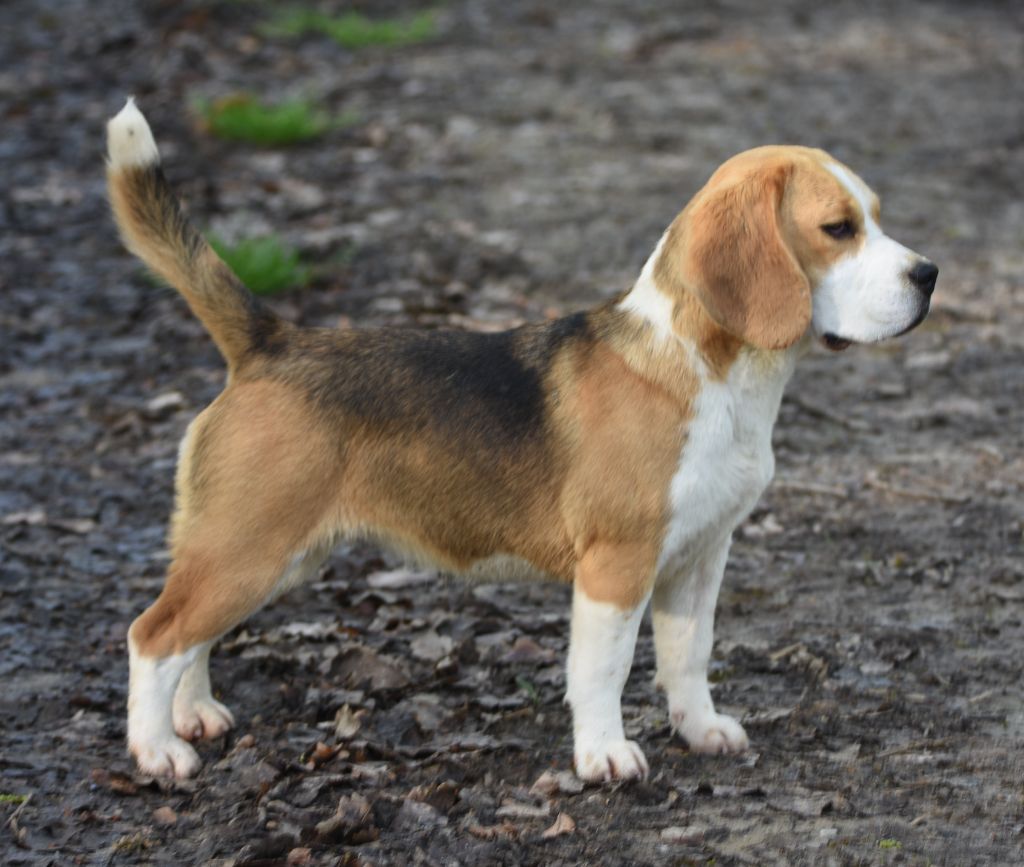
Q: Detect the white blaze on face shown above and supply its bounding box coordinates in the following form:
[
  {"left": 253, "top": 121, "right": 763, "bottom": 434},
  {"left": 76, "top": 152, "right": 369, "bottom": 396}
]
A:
[{"left": 812, "top": 163, "right": 928, "bottom": 343}]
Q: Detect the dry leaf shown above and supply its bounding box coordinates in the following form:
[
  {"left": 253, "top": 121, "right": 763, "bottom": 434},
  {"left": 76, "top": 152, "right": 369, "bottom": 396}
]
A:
[
  {"left": 365, "top": 568, "right": 435, "bottom": 589},
  {"left": 410, "top": 631, "right": 455, "bottom": 662},
  {"left": 495, "top": 800, "right": 550, "bottom": 820},
  {"left": 541, "top": 812, "right": 576, "bottom": 838},
  {"left": 334, "top": 704, "right": 363, "bottom": 740},
  {"left": 531, "top": 769, "right": 585, "bottom": 797},
  {"left": 152, "top": 806, "right": 177, "bottom": 826},
  {"left": 501, "top": 636, "right": 556, "bottom": 664},
  {"left": 467, "top": 820, "right": 518, "bottom": 840}
]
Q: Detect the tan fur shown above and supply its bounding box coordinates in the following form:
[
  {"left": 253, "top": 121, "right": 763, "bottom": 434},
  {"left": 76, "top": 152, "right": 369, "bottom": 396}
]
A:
[
  {"left": 108, "top": 165, "right": 280, "bottom": 371},
  {"left": 132, "top": 381, "right": 339, "bottom": 656},
  {"left": 654, "top": 146, "right": 871, "bottom": 359}
]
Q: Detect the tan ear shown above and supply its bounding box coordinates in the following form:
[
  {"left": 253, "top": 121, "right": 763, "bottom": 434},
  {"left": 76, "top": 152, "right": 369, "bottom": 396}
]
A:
[{"left": 655, "top": 164, "right": 811, "bottom": 350}]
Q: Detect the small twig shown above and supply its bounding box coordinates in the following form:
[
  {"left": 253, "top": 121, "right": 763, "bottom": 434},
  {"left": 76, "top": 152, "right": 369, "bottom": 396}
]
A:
[
  {"left": 864, "top": 471, "right": 969, "bottom": 505},
  {"left": 773, "top": 479, "right": 848, "bottom": 498},
  {"left": 875, "top": 738, "right": 949, "bottom": 759},
  {"left": 5, "top": 793, "right": 32, "bottom": 850},
  {"left": 769, "top": 642, "right": 804, "bottom": 662},
  {"left": 967, "top": 689, "right": 996, "bottom": 705},
  {"left": 785, "top": 394, "right": 874, "bottom": 432}
]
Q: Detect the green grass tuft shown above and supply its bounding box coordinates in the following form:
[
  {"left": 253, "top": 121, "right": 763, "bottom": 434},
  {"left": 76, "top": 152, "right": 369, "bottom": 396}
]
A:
[
  {"left": 266, "top": 9, "right": 437, "bottom": 48},
  {"left": 208, "top": 235, "right": 311, "bottom": 296},
  {"left": 0, "top": 793, "right": 28, "bottom": 804},
  {"left": 878, "top": 839, "right": 902, "bottom": 850},
  {"left": 200, "top": 95, "right": 331, "bottom": 145}
]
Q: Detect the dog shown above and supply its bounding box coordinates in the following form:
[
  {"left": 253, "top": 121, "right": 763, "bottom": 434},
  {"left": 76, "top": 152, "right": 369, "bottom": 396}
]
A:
[{"left": 106, "top": 98, "right": 937, "bottom": 781}]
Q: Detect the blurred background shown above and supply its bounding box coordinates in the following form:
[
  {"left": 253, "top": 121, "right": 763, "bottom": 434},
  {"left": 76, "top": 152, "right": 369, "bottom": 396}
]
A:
[{"left": 1, "top": 1, "right": 1022, "bottom": 864}]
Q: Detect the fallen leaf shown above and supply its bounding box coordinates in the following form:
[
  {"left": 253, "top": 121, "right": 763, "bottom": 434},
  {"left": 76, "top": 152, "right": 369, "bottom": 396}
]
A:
[
  {"left": 743, "top": 706, "right": 796, "bottom": 725},
  {"left": 278, "top": 621, "right": 338, "bottom": 641},
  {"left": 365, "top": 568, "right": 435, "bottom": 589},
  {"left": 152, "top": 806, "right": 177, "bottom": 826},
  {"left": 496, "top": 800, "right": 550, "bottom": 820},
  {"left": 531, "top": 769, "right": 584, "bottom": 797},
  {"left": 315, "top": 793, "right": 377, "bottom": 844},
  {"left": 541, "top": 812, "right": 576, "bottom": 838},
  {"left": 330, "top": 645, "right": 410, "bottom": 691},
  {"left": 50, "top": 517, "right": 96, "bottom": 534},
  {"left": 410, "top": 631, "right": 455, "bottom": 663},
  {"left": 91, "top": 768, "right": 138, "bottom": 795},
  {"left": 2, "top": 509, "right": 45, "bottom": 526},
  {"left": 467, "top": 819, "right": 519, "bottom": 840},
  {"left": 287, "top": 847, "right": 313, "bottom": 866},
  {"left": 502, "top": 636, "right": 556, "bottom": 664},
  {"left": 408, "top": 781, "right": 460, "bottom": 813},
  {"left": 334, "top": 704, "right": 363, "bottom": 740},
  {"left": 661, "top": 824, "right": 706, "bottom": 844},
  {"left": 392, "top": 798, "right": 448, "bottom": 831},
  {"left": 306, "top": 741, "right": 344, "bottom": 769}
]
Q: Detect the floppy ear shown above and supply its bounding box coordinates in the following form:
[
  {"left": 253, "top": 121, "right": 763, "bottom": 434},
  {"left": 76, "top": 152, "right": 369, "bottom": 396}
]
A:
[{"left": 655, "top": 164, "right": 811, "bottom": 350}]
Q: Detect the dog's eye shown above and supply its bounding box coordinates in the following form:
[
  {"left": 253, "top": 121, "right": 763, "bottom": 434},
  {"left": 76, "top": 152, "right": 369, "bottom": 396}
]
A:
[{"left": 822, "top": 220, "right": 855, "bottom": 240}]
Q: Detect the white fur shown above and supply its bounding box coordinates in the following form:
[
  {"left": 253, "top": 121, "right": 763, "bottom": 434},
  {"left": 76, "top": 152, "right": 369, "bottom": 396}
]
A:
[
  {"left": 566, "top": 588, "right": 650, "bottom": 782},
  {"left": 127, "top": 638, "right": 202, "bottom": 778},
  {"left": 649, "top": 346, "right": 793, "bottom": 753},
  {"left": 659, "top": 350, "right": 791, "bottom": 567},
  {"left": 653, "top": 536, "right": 748, "bottom": 752},
  {"left": 813, "top": 163, "right": 926, "bottom": 343},
  {"left": 107, "top": 98, "right": 160, "bottom": 169},
  {"left": 172, "top": 642, "right": 235, "bottom": 741},
  {"left": 618, "top": 229, "right": 675, "bottom": 342}
]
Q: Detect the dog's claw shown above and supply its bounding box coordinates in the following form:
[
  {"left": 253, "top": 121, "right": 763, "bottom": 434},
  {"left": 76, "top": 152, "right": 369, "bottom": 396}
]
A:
[
  {"left": 130, "top": 735, "right": 202, "bottom": 779},
  {"left": 173, "top": 697, "right": 235, "bottom": 742},
  {"left": 574, "top": 739, "right": 649, "bottom": 783}
]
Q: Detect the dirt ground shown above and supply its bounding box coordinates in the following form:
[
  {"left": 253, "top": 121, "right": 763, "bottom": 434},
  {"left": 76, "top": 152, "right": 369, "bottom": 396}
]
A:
[{"left": 2, "top": 0, "right": 1023, "bottom": 864}]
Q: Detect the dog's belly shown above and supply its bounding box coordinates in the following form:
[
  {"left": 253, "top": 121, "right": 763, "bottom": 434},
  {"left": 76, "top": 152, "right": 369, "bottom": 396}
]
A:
[{"left": 461, "top": 553, "right": 561, "bottom": 584}]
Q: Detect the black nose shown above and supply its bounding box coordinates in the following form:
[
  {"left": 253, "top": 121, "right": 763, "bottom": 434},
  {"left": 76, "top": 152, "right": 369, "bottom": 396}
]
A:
[{"left": 908, "top": 261, "right": 938, "bottom": 297}]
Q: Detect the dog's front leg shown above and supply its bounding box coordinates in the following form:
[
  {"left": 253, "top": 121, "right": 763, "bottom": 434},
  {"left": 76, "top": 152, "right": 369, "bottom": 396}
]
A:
[
  {"left": 652, "top": 534, "right": 748, "bottom": 754},
  {"left": 566, "top": 564, "right": 650, "bottom": 783}
]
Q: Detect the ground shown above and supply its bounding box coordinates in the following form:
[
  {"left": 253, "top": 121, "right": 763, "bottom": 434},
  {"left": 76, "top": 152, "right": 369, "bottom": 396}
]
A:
[{"left": 2, "top": 0, "right": 1023, "bottom": 864}]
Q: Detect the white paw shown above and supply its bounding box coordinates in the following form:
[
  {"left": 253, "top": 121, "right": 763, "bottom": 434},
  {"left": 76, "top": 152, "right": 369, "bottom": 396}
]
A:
[
  {"left": 574, "top": 739, "right": 649, "bottom": 783},
  {"left": 673, "top": 710, "right": 749, "bottom": 754},
  {"left": 130, "top": 733, "right": 202, "bottom": 778},
  {"left": 173, "top": 696, "right": 235, "bottom": 741}
]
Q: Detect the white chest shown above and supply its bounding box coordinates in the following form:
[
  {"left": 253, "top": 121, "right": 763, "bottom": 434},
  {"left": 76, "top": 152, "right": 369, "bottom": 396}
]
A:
[{"left": 657, "top": 355, "right": 791, "bottom": 573}]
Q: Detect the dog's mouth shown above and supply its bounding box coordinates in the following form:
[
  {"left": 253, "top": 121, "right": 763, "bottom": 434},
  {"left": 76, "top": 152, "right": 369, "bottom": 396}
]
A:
[
  {"left": 821, "top": 333, "right": 852, "bottom": 352},
  {"left": 893, "top": 303, "right": 930, "bottom": 338},
  {"left": 820, "top": 304, "right": 930, "bottom": 353}
]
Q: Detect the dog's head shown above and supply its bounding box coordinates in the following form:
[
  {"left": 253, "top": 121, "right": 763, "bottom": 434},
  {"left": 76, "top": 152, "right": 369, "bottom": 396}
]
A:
[{"left": 654, "top": 146, "right": 937, "bottom": 351}]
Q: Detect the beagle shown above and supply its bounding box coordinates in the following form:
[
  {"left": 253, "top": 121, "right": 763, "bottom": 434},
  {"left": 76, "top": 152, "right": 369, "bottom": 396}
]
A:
[{"left": 106, "top": 99, "right": 937, "bottom": 782}]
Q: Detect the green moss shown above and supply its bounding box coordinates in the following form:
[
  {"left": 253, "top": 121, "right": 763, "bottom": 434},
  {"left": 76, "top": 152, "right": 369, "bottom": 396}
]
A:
[
  {"left": 0, "top": 793, "right": 28, "bottom": 804},
  {"left": 878, "top": 838, "right": 902, "bottom": 850},
  {"left": 208, "top": 235, "right": 311, "bottom": 296},
  {"left": 266, "top": 9, "right": 437, "bottom": 48},
  {"left": 200, "top": 95, "right": 331, "bottom": 145}
]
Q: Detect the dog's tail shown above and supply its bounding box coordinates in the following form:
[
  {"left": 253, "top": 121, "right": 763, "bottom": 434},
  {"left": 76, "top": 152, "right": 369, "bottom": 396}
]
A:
[{"left": 106, "top": 98, "right": 282, "bottom": 370}]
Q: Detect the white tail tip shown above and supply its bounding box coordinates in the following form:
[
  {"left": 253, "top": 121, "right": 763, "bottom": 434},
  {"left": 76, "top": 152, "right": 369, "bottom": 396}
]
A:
[{"left": 107, "top": 97, "right": 160, "bottom": 169}]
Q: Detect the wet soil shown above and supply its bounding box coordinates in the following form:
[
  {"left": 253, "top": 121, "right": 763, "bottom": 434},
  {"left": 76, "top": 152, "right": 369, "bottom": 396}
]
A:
[{"left": 2, "top": 0, "right": 1023, "bottom": 864}]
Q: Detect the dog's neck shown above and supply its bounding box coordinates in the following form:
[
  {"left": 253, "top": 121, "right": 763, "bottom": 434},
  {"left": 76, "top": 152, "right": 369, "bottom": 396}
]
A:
[{"left": 615, "top": 236, "right": 804, "bottom": 398}]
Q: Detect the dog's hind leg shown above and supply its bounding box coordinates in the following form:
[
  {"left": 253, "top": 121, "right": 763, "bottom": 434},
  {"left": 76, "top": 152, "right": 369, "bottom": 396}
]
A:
[
  {"left": 170, "top": 545, "right": 330, "bottom": 743},
  {"left": 127, "top": 381, "right": 338, "bottom": 777},
  {"left": 127, "top": 544, "right": 307, "bottom": 777}
]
